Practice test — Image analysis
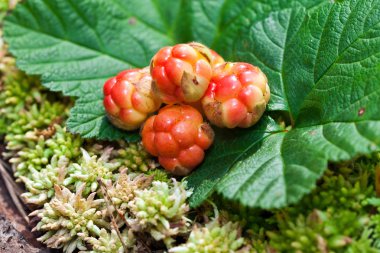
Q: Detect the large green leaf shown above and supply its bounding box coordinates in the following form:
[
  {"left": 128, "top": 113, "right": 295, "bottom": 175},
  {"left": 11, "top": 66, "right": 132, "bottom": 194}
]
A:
[
  {"left": 4, "top": 0, "right": 178, "bottom": 97},
  {"left": 4, "top": 0, "right": 326, "bottom": 140},
  {"left": 189, "top": 0, "right": 380, "bottom": 208},
  {"left": 4, "top": 0, "right": 326, "bottom": 98}
]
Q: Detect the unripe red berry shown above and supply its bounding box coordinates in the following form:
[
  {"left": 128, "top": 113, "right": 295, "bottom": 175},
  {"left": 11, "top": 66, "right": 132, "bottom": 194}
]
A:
[
  {"left": 150, "top": 42, "right": 214, "bottom": 104},
  {"left": 202, "top": 62, "right": 270, "bottom": 128},
  {"left": 103, "top": 67, "right": 162, "bottom": 130},
  {"left": 141, "top": 105, "right": 214, "bottom": 175}
]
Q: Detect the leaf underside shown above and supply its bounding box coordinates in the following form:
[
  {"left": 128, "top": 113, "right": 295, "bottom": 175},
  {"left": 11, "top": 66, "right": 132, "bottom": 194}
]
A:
[{"left": 5, "top": 0, "right": 380, "bottom": 209}]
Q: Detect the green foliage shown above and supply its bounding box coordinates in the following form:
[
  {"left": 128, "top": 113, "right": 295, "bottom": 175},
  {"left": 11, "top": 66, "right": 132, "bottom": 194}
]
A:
[
  {"left": 268, "top": 210, "right": 377, "bottom": 253},
  {"left": 4, "top": 0, "right": 380, "bottom": 211},
  {"left": 64, "top": 148, "right": 120, "bottom": 196},
  {"left": 3, "top": 0, "right": 326, "bottom": 141},
  {"left": 11, "top": 125, "right": 83, "bottom": 178},
  {"left": 188, "top": 0, "right": 380, "bottom": 208},
  {"left": 169, "top": 218, "right": 246, "bottom": 253},
  {"left": 127, "top": 180, "right": 192, "bottom": 247}
]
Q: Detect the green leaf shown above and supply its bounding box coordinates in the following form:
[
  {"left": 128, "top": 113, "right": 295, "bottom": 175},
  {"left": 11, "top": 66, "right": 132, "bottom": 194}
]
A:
[
  {"left": 181, "top": 0, "right": 327, "bottom": 66},
  {"left": 4, "top": 0, "right": 327, "bottom": 140},
  {"left": 66, "top": 92, "right": 140, "bottom": 141},
  {"left": 216, "top": 121, "right": 380, "bottom": 209},
  {"left": 4, "top": 0, "right": 177, "bottom": 97},
  {"left": 187, "top": 116, "right": 282, "bottom": 207},
  {"left": 189, "top": 0, "right": 380, "bottom": 208},
  {"left": 4, "top": 0, "right": 327, "bottom": 98}
]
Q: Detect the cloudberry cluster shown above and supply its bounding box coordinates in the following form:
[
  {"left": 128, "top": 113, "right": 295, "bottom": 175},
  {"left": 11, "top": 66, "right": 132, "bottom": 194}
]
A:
[{"left": 103, "top": 42, "right": 270, "bottom": 175}]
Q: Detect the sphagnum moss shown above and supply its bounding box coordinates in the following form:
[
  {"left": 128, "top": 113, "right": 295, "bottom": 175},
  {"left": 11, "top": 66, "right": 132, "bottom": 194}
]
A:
[
  {"left": 63, "top": 148, "right": 120, "bottom": 196},
  {"left": 111, "top": 140, "right": 158, "bottom": 172},
  {"left": 127, "top": 179, "right": 192, "bottom": 248},
  {"left": 169, "top": 218, "right": 246, "bottom": 253},
  {"left": 11, "top": 124, "right": 83, "bottom": 178},
  {"left": 30, "top": 184, "right": 109, "bottom": 253},
  {"left": 106, "top": 169, "right": 153, "bottom": 215},
  {"left": 19, "top": 155, "right": 69, "bottom": 205},
  {"left": 79, "top": 228, "right": 136, "bottom": 253}
]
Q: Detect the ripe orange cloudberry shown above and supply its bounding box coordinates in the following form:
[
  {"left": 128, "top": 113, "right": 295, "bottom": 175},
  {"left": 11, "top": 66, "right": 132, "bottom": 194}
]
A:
[{"left": 141, "top": 105, "right": 214, "bottom": 175}]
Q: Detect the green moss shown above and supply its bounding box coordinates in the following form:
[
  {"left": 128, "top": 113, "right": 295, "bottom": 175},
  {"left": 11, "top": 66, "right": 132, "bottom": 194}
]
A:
[
  {"left": 19, "top": 155, "right": 69, "bottom": 205},
  {"left": 169, "top": 218, "right": 245, "bottom": 253},
  {"left": 268, "top": 209, "right": 376, "bottom": 253},
  {"left": 127, "top": 180, "right": 191, "bottom": 248},
  {"left": 111, "top": 141, "right": 157, "bottom": 172},
  {"left": 30, "top": 184, "right": 109, "bottom": 253},
  {"left": 146, "top": 168, "right": 171, "bottom": 183},
  {"left": 64, "top": 148, "right": 120, "bottom": 196},
  {"left": 12, "top": 125, "right": 83, "bottom": 178}
]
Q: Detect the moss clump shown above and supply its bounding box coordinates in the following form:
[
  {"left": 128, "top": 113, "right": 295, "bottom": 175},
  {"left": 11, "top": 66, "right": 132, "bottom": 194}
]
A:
[
  {"left": 19, "top": 155, "right": 69, "bottom": 205},
  {"left": 106, "top": 170, "right": 153, "bottom": 215},
  {"left": 30, "top": 184, "right": 109, "bottom": 253},
  {"left": 64, "top": 148, "right": 120, "bottom": 196},
  {"left": 79, "top": 228, "right": 135, "bottom": 253},
  {"left": 127, "top": 180, "right": 192, "bottom": 247},
  {"left": 111, "top": 141, "right": 157, "bottom": 172},
  {"left": 268, "top": 210, "right": 376, "bottom": 253},
  {"left": 169, "top": 217, "right": 246, "bottom": 253},
  {"left": 11, "top": 124, "right": 83, "bottom": 178}
]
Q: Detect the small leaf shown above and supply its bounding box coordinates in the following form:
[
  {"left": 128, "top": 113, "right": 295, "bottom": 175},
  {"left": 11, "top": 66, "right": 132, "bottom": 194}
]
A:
[{"left": 67, "top": 93, "right": 140, "bottom": 141}]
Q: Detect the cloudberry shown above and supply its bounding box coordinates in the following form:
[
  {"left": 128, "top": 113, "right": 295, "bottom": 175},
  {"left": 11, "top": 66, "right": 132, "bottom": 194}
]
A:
[
  {"left": 210, "top": 49, "right": 225, "bottom": 67},
  {"left": 103, "top": 67, "right": 161, "bottom": 130},
  {"left": 141, "top": 105, "right": 214, "bottom": 175},
  {"left": 202, "top": 62, "right": 270, "bottom": 128},
  {"left": 150, "top": 42, "right": 213, "bottom": 104}
]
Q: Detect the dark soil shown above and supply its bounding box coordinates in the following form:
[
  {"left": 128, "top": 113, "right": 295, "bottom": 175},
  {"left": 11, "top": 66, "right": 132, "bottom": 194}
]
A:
[{"left": 0, "top": 146, "right": 53, "bottom": 253}]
